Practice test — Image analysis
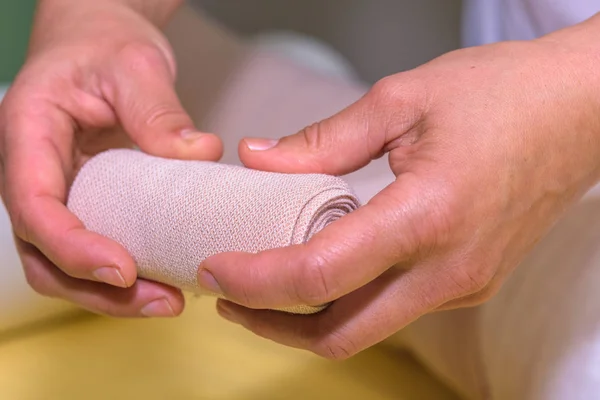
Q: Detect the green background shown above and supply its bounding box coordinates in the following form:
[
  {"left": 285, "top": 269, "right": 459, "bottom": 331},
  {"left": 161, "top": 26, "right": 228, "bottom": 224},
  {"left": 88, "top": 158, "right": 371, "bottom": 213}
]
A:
[{"left": 0, "top": 0, "right": 37, "bottom": 83}]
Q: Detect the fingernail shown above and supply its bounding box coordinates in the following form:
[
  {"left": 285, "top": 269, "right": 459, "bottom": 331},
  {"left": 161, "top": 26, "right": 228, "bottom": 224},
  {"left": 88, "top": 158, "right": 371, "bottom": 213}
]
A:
[
  {"left": 141, "top": 298, "right": 176, "bottom": 318},
  {"left": 93, "top": 267, "right": 127, "bottom": 288},
  {"left": 198, "top": 268, "right": 222, "bottom": 295},
  {"left": 244, "top": 138, "right": 278, "bottom": 151},
  {"left": 217, "top": 301, "right": 240, "bottom": 324},
  {"left": 180, "top": 129, "right": 204, "bottom": 141}
]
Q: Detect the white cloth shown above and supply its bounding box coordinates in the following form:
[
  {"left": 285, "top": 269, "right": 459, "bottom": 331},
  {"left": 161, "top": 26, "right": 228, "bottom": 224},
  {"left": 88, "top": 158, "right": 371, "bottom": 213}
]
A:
[{"left": 462, "top": 0, "right": 599, "bottom": 46}]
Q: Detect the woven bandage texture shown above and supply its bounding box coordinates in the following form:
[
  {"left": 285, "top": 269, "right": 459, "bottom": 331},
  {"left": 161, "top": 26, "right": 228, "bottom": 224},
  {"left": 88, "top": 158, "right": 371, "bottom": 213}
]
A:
[{"left": 67, "top": 149, "right": 361, "bottom": 314}]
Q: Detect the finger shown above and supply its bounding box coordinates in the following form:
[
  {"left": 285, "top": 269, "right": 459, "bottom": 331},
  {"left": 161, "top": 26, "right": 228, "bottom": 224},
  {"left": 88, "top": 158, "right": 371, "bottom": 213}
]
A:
[
  {"left": 3, "top": 101, "right": 137, "bottom": 287},
  {"left": 106, "top": 44, "right": 223, "bottom": 161},
  {"left": 200, "top": 178, "right": 438, "bottom": 310},
  {"left": 18, "top": 239, "right": 184, "bottom": 318},
  {"left": 215, "top": 265, "right": 453, "bottom": 360},
  {"left": 238, "top": 75, "right": 426, "bottom": 175},
  {"left": 435, "top": 267, "right": 507, "bottom": 311},
  {"left": 435, "top": 293, "right": 490, "bottom": 311}
]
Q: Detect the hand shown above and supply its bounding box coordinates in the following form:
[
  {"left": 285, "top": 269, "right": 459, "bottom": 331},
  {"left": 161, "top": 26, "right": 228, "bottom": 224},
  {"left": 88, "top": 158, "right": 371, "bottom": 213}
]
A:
[
  {"left": 0, "top": 0, "right": 222, "bottom": 318},
  {"left": 198, "top": 19, "right": 600, "bottom": 358}
]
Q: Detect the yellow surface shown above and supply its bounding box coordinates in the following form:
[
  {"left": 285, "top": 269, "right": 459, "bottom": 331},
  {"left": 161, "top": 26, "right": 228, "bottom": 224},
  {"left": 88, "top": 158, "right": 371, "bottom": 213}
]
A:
[{"left": 0, "top": 297, "right": 458, "bottom": 400}]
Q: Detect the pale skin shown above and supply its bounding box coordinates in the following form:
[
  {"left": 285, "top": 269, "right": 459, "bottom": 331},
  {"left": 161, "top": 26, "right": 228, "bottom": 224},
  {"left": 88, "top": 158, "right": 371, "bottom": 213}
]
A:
[
  {"left": 206, "top": 15, "right": 600, "bottom": 358},
  {"left": 1, "top": 0, "right": 600, "bottom": 358},
  {"left": 0, "top": 0, "right": 222, "bottom": 318}
]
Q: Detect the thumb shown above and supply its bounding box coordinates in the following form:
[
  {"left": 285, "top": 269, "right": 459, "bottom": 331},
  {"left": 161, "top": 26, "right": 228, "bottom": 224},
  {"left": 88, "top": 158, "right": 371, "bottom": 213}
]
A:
[
  {"left": 238, "top": 78, "right": 423, "bottom": 175},
  {"left": 106, "top": 47, "right": 223, "bottom": 161}
]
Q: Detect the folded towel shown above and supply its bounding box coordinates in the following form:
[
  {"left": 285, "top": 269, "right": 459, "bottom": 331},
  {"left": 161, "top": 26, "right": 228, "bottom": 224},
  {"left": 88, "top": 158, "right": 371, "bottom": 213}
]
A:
[{"left": 67, "top": 149, "right": 360, "bottom": 314}]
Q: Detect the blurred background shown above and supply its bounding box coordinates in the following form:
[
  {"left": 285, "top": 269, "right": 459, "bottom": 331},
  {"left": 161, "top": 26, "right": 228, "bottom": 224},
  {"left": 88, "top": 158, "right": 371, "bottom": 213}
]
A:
[
  {"left": 0, "top": 0, "right": 36, "bottom": 83},
  {"left": 0, "top": 0, "right": 462, "bottom": 85}
]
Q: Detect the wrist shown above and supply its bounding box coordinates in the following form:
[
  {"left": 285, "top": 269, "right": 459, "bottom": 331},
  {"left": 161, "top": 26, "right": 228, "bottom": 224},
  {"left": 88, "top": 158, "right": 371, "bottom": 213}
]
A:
[
  {"left": 536, "top": 13, "right": 600, "bottom": 186},
  {"left": 36, "top": 0, "right": 183, "bottom": 27},
  {"left": 111, "top": 0, "right": 184, "bottom": 26}
]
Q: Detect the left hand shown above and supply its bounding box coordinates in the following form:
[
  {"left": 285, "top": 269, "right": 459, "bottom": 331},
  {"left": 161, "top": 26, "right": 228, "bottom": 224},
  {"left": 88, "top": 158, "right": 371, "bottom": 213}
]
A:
[
  {"left": 198, "top": 22, "right": 600, "bottom": 359},
  {"left": 0, "top": 0, "right": 221, "bottom": 318}
]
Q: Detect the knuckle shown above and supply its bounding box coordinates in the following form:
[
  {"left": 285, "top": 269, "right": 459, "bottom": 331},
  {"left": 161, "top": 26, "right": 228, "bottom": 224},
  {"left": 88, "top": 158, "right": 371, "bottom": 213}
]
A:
[
  {"left": 116, "top": 43, "right": 168, "bottom": 75},
  {"left": 475, "top": 283, "right": 501, "bottom": 304},
  {"left": 312, "top": 331, "right": 358, "bottom": 361},
  {"left": 423, "top": 201, "right": 456, "bottom": 250},
  {"left": 244, "top": 316, "right": 273, "bottom": 339},
  {"left": 139, "top": 102, "right": 187, "bottom": 131},
  {"left": 467, "top": 287, "right": 497, "bottom": 306},
  {"left": 23, "top": 263, "right": 54, "bottom": 298},
  {"left": 449, "top": 263, "right": 493, "bottom": 295},
  {"left": 465, "top": 275, "right": 503, "bottom": 306},
  {"left": 284, "top": 122, "right": 329, "bottom": 173},
  {"left": 420, "top": 181, "right": 458, "bottom": 236},
  {"left": 399, "top": 182, "right": 460, "bottom": 257},
  {"left": 92, "top": 301, "right": 120, "bottom": 318},
  {"left": 237, "top": 280, "right": 256, "bottom": 308},
  {"left": 370, "top": 76, "right": 401, "bottom": 104},
  {"left": 293, "top": 253, "right": 334, "bottom": 305},
  {"left": 297, "top": 122, "right": 324, "bottom": 152},
  {"left": 96, "top": 301, "right": 133, "bottom": 318},
  {"left": 446, "top": 283, "right": 502, "bottom": 310},
  {"left": 10, "top": 204, "right": 32, "bottom": 243}
]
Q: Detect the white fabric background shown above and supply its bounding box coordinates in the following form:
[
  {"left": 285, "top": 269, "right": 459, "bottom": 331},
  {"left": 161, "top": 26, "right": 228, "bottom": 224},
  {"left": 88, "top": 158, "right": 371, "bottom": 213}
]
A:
[{"left": 462, "top": 0, "right": 599, "bottom": 46}]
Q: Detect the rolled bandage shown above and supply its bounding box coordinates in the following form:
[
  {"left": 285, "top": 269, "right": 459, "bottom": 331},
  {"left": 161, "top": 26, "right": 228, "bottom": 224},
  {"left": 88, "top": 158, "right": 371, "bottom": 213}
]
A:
[{"left": 67, "top": 149, "right": 361, "bottom": 314}]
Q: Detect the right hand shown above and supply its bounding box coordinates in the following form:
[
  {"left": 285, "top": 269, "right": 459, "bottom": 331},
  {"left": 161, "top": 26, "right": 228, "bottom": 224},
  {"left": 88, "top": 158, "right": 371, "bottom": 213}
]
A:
[{"left": 0, "top": 0, "right": 223, "bottom": 318}]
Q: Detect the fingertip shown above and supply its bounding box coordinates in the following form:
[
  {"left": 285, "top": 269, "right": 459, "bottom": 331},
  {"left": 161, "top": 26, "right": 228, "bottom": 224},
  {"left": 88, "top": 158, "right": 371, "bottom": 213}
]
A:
[
  {"left": 200, "top": 247, "right": 309, "bottom": 309},
  {"left": 241, "top": 137, "right": 279, "bottom": 152},
  {"left": 238, "top": 137, "right": 318, "bottom": 174},
  {"left": 169, "top": 291, "right": 186, "bottom": 316},
  {"left": 15, "top": 196, "right": 139, "bottom": 287},
  {"left": 182, "top": 131, "right": 224, "bottom": 161},
  {"left": 86, "top": 231, "right": 138, "bottom": 287},
  {"left": 18, "top": 244, "right": 184, "bottom": 318},
  {"left": 140, "top": 131, "right": 224, "bottom": 162},
  {"left": 237, "top": 138, "right": 274, "bottom": 167},
  {"left": 141, "top": 287, "right": 186, "bottom": 318},
  {"left": 199, "top": 251, "right": 266, "bottom": 307}
]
